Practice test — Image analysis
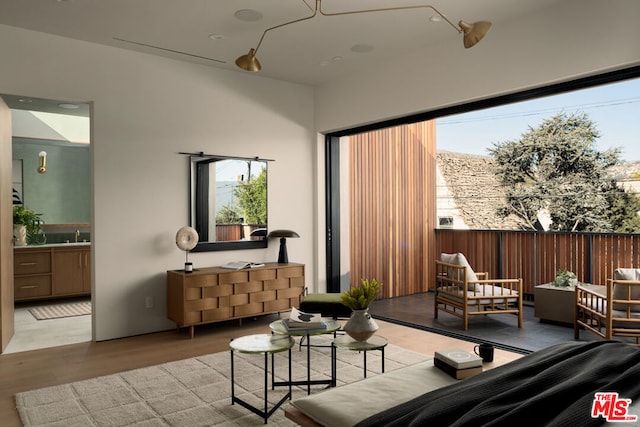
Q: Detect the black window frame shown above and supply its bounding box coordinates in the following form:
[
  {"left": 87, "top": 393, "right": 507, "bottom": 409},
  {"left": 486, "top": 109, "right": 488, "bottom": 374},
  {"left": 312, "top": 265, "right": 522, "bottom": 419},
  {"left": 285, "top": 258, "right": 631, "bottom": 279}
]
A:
[{"left": 324, "top": 65, "right": 640, "bottom": 293}]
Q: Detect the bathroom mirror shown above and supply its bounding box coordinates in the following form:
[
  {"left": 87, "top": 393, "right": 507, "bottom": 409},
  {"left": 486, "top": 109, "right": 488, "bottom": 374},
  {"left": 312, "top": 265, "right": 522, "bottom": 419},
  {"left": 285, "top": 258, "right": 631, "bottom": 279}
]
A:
[{"left": 189, "top": 154, "right": 268, "bottom": 251}]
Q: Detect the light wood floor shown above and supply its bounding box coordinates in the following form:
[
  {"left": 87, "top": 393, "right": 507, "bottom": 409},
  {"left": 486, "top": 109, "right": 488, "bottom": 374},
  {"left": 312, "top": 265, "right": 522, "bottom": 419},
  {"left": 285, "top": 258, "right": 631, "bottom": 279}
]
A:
[{"left": 0, "top": 314, "right": 522, "bottom": 427}]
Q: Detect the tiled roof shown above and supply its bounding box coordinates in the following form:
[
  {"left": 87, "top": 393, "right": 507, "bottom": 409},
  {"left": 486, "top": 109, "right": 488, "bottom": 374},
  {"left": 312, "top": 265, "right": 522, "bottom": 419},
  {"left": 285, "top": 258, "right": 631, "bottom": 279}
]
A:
[{"left": 436, "top": 151, "right": 523, "bottom": 230}]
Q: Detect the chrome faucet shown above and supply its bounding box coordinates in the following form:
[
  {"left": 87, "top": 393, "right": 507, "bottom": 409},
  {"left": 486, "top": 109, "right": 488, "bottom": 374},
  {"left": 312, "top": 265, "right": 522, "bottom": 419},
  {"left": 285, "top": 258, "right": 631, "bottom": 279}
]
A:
[{"left": 75, "top": 229, "right": 80, "bottom": 243}]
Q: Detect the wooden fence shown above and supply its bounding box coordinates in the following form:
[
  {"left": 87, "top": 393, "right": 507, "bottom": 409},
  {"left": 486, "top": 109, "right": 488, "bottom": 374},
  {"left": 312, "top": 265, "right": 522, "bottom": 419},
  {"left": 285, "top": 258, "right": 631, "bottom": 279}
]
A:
[
  {"left": 215, "top": 224, "right": 265, "bottom": 241},
  {"left": 436, "top": 229, "right": 640, "bottom": 300}
]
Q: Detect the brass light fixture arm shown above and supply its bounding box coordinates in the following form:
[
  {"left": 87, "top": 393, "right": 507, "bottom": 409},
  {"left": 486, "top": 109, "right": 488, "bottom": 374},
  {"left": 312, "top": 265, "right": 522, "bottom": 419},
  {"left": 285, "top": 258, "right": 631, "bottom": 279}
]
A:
[
  {"left": 318, "top": 2, "right": 462, "bottom": 34},
  {"left": 237, "top": 0, "right": 489, "bottom": 71},
  {"left": 252, "top": 1, "right": 319, "bottom": 56}
]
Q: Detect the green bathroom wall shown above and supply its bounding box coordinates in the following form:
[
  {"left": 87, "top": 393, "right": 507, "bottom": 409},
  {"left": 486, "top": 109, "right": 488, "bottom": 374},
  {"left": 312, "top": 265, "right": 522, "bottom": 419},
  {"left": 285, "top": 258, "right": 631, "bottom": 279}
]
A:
[{"left": 12, "top": 138, "right": 90, "bottom": 224}]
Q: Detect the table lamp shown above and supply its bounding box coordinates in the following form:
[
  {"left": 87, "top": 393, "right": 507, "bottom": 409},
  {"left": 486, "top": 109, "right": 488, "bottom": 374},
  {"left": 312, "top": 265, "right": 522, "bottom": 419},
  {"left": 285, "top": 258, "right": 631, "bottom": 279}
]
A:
[{"left": 268, "top": 229, "right": 299, "bottom": 263}]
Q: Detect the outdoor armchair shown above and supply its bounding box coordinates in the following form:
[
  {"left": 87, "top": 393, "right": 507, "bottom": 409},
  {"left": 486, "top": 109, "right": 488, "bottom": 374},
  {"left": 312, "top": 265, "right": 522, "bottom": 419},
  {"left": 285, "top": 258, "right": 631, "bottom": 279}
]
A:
[
  {"left": 574, "top": 268, "right": 640, "bottom": 344},
  {"left": 434, "top": 253, "right": 523, "bottom": 330}
]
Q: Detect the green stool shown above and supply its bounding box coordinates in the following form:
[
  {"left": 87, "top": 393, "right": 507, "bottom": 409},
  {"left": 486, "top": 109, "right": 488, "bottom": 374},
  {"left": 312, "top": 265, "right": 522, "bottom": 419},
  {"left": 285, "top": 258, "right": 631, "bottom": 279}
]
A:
[{"left": 300, "top": 293, "right": 352, "bottom": 319}]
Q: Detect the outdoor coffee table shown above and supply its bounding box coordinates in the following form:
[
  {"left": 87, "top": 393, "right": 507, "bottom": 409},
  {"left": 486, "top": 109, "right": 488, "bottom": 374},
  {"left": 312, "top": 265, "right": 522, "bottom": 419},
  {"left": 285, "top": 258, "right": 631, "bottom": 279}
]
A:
[
  {"left": 269, "top": 318, "right": 341, "bottom": 395},
  {"left": 534, "top": 283, "right": 605, "bottom": 325},
  {"left": 332, "top": 335, "right": 388, "bottom": 385},
  {"left": 230, "top": 334, "right": 294, "bottom": 423}
]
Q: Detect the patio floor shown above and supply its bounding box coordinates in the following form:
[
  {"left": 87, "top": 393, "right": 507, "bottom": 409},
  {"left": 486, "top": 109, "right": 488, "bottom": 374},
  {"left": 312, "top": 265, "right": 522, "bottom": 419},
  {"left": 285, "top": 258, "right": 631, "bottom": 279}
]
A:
[{"left": 368, "top": 291, "right": 592, "bottom": 354}]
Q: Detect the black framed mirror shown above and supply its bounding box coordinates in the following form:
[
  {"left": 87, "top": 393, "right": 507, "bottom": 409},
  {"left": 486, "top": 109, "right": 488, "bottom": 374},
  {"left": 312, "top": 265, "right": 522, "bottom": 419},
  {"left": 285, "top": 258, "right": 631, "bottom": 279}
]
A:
[{"left": 187, "top": 153, "right": 269, "bottom": 252}]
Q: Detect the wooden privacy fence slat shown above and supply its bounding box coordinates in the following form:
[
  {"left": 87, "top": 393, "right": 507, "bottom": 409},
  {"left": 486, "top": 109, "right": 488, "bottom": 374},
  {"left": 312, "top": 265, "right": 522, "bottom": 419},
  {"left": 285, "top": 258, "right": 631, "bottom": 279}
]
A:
[
  {"left": 436, "top": 229, "right": 640, "bottom": 298},
  {"left": 348, "top": 122, "right": 436, "bottom": 298}
]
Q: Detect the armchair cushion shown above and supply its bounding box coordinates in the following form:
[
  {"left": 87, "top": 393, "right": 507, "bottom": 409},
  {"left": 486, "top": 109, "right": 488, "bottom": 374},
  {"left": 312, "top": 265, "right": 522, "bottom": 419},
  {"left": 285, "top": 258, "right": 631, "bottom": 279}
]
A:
[
  {"left": 613, "top": 268, "right": 640, "bottom": 312},
  {"left": 441, "top": 253, "right": 478, "bottom": 291}
]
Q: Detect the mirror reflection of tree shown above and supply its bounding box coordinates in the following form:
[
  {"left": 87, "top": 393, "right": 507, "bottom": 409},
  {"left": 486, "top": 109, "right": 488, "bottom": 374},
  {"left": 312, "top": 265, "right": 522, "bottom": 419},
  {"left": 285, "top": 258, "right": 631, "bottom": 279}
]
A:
[{"left": 235, "top": 168, "right": 267, "bottom": 225}]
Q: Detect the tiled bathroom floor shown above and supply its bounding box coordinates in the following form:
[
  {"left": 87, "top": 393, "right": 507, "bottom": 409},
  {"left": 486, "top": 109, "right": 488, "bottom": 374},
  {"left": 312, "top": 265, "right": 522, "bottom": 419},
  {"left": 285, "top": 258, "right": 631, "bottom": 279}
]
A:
[{"left": 3, "top": 299, "right": 91, "bottom": 354}]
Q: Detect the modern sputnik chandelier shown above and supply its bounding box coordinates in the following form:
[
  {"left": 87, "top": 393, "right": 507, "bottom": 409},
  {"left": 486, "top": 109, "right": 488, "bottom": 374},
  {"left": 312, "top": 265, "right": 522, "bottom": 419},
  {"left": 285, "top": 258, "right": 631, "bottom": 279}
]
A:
[{"left": 236, "top": 1, "right": 492, "bottom": 72}]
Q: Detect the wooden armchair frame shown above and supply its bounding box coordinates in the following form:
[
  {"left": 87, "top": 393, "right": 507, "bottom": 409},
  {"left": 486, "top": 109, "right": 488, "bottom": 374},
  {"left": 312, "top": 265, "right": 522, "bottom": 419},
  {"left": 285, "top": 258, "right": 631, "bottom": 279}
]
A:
[
  {"left": 434, "top": 260, "right": 523, "bottom": 330},
  {"left": 574, "top": 279, "right": 640, "bottom": 344}
]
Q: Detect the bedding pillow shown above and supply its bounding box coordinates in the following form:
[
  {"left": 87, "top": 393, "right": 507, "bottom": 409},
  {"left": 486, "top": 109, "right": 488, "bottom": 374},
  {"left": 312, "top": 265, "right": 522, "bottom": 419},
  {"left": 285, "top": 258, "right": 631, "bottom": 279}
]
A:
[
  {"left": 612, "top": 268, "right": 640, "bottom": 312},
  {"left": 441, "top": 253, "right": 478, "bottom": 291}
]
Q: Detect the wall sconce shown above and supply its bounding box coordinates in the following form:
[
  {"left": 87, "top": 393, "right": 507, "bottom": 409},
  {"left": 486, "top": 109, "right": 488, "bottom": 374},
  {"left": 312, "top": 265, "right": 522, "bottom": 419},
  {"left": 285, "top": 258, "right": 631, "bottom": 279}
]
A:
[
  {"left": 37, "top": 151, "right": 47, "bottom": 174},
  {"left": 267, "top": 229, "right": 300, "bottom": 264}
]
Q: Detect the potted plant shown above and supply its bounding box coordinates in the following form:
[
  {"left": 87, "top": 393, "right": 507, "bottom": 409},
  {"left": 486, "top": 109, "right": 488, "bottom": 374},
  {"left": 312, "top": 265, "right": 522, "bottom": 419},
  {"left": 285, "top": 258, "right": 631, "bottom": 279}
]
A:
[
  {"left": 13, "top": 205, "right": 46, "bottom": 245},
  {"left": 553, "top": 269, "right": 577, "bottom": 287},
  {"left": 341, "top": 278, "right": 382, "bottom": 341}
]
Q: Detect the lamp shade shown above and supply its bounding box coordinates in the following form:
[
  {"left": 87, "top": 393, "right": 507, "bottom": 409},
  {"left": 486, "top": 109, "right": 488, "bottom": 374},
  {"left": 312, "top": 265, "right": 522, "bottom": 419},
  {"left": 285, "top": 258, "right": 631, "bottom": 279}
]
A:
[
  {"left": 235, "top": 48, "right": 262, "bottom": 72},
  {"left": 267, "top": 229, "right": 300, "bottom": 239},
  {"left": 459, "top": 20, "right": 492, "bottom": 48}
]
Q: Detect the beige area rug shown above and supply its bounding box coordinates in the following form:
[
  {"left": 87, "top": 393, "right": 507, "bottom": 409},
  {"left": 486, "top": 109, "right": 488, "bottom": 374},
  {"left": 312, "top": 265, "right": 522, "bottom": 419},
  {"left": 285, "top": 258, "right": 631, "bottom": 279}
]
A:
[
  {"left": 28, "top": 302, "right": 91, "bottom": 320},
  {"left": 15, "top": 334, "right": 430, "bottom": 426}
]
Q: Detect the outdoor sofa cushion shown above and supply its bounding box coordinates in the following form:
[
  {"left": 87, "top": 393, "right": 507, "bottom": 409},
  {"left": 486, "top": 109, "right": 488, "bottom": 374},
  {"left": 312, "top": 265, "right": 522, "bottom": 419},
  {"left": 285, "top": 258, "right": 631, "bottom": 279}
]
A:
[{"left": 440, "top": 252, "right": 478, "bottom": 291}]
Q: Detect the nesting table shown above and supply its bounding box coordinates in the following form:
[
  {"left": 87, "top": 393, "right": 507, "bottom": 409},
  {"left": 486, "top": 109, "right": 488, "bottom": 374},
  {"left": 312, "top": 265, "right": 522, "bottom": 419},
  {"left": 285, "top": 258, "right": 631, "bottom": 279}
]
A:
[
  {"left": 332, "top": 335, "right": 388, "bottom": 385},
  {"left": 269, "top": 318, "right": 341, "bottom": 395},
  {"left": 230, "top": 334, "right": 295, "bottom": 423}
]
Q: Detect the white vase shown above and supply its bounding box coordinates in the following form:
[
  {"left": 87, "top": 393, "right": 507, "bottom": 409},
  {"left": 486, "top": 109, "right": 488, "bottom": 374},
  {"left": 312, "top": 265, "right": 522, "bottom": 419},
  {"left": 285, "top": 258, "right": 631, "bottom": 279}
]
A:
[
  {"left": 13, "top": 224, "right": 26, "bottom": 246},
  {"left": 344, "top": 308, "right": 379, "bottom": 342}
]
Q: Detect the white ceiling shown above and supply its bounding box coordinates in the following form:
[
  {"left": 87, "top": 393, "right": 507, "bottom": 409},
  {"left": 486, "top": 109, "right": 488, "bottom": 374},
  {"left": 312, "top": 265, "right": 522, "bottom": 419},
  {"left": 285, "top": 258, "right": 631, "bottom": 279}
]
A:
[{"left": 0, "top": 0, "right": 564, "bottom": 89}]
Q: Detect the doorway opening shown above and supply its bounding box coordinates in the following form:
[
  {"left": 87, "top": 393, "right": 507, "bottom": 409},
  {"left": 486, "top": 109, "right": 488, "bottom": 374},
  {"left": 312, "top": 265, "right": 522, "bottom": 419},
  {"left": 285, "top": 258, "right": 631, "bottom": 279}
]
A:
[{"left": 2, "top": 94, "right": 92, "bottom": 354}]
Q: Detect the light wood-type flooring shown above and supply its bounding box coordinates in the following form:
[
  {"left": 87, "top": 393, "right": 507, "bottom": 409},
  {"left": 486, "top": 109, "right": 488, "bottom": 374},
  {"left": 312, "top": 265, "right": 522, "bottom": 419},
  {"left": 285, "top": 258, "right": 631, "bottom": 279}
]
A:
[{"left": 0, "top": 314, "right": 522, "bottom": 427}]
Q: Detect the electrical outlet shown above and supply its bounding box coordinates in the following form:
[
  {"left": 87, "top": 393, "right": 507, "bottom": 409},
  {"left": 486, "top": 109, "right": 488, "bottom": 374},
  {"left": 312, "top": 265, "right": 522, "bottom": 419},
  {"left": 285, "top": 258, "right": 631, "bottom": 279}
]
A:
[{"left": 145, "top": 296, "right": 154, "bottom": 309}]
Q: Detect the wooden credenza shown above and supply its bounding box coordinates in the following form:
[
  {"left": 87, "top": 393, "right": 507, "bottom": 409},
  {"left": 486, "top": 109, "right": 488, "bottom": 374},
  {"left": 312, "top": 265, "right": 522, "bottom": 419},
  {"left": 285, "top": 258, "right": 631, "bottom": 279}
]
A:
[
  {"left": 14, "top": 244, "right": 91, "bottom": 301},
  {"left": 167, "top": 263, "right": 305, "bottom": 338}
]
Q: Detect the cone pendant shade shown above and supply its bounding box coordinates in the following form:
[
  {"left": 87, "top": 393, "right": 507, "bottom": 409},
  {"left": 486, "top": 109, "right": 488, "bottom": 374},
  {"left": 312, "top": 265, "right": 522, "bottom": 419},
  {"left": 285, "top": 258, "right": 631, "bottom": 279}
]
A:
[{"left": 459, "top": 20, "right": 492, "bottom": 48}]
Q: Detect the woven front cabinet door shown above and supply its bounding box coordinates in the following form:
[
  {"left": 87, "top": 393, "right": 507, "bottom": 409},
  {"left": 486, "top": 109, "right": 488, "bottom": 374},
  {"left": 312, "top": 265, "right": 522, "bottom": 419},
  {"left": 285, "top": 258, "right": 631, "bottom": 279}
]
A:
[{"left": 167, "top": 263, "right": 305, "bottom": 338}]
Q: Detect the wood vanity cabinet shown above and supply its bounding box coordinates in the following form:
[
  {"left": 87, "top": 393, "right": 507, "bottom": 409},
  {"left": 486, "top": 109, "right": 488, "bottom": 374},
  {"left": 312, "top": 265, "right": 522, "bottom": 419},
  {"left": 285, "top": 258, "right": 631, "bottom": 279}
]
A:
[
  {"left": 14, "top": 248, "right": 52, "bottom": 300},
  {"left": 14, "top": 245, "right": 91, "bottom": 301},
  {"left": 53, "top": 246, "right": 91, "bottom": 295},
  {"left": 167, "top": 263, "right": 305, "bottom": 338}
]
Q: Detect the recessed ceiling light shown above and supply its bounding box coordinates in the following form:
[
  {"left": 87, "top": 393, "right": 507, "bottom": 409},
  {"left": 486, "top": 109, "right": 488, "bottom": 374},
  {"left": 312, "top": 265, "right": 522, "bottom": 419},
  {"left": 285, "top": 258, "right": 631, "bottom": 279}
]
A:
[
  {"left": 350, "top": 44, "right": 374, "bottom": 53},
  {"left": 234, "top": 9, "right": 263, "bottom": 22},
  {"left": 429, "top": 15, "right": 442, "bottom": 22},
  {"left": 319, "top": 60, "right": 331, "bottom": 67},
  {"left": 58, "top": 103, "right": 79, "bottom": 109},
  {"left": 18, "top": 98, "right": 33, "bottom": 103},
  {"left": 208, "top": 34, "right": 225, "bottom": 40},
  {"left": 332, "top": 56, "right": 343, "bottom": 62}
]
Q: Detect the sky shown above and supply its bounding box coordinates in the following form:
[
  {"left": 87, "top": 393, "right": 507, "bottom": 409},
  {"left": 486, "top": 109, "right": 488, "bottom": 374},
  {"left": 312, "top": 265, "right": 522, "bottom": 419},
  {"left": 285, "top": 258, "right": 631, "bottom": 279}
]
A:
[{"left": 436, "top": 77, "right": 640, "bottom": 161}]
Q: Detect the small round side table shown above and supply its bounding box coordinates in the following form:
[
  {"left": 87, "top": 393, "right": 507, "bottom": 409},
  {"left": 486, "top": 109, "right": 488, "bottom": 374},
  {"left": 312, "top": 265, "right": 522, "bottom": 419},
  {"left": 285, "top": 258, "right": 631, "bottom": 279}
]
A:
[
  {"left": 230, "top": 334, "right": 294, "bottom": 424},
  {"left": 332, "top": 335, "right": 388, "bottom": 385}
]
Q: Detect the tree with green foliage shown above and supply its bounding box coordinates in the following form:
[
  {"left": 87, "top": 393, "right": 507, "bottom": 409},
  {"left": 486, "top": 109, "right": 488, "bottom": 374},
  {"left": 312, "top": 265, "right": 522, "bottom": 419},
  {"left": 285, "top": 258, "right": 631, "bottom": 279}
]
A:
[
  {"left": 215, "top": 203, "right": 243, "bottom": 224},
  {"left": 488, "top": 112, "right": 639, "bottom": 232},
  {"left": 234, "top": 167, "right": 267, "bottom": 224},
  {"left": 606, "top": 184, "right": 640, "bottom": 232}
]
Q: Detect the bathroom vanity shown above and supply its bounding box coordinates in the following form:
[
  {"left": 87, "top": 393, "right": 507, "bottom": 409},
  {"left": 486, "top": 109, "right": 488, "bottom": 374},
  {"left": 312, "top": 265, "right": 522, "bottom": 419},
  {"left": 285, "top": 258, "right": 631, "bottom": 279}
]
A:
[{"left": 14, "top": 243, "right": 91, "bottom": 301}]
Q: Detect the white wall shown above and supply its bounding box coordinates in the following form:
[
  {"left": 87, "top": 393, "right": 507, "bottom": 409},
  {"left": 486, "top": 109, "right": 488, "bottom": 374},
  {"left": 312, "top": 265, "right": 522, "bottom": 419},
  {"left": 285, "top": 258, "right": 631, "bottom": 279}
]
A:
[{"left": 0, "top": 25, "right": 315, "bottom": 340}]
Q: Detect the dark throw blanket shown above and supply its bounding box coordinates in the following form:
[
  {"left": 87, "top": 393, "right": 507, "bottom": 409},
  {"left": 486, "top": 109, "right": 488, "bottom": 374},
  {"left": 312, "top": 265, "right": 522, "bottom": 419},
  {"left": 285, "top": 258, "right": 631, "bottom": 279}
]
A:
[{"left": 357, "top": 341, "right": 640, "bottom": 427}]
